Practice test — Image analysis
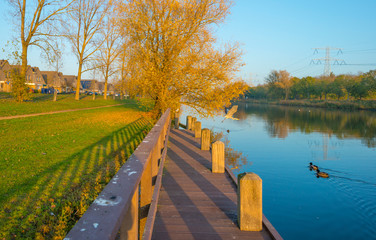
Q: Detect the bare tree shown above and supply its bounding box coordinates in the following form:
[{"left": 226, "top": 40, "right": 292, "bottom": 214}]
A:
[
  {"left": 40, "top": 40, "right": 64, "bottom": 101},
  {"left": 62, "top": 0, "right": 111, "bottom": 100},
  {"left": 94, "top": 14, "right": 121, "bottom": 100},
  {"left": 7, "top": 0, "right": 74, "bottom": 101}
]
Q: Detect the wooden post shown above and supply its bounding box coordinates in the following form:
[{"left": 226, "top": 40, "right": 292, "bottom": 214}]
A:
[
  {"left": 212, "top": 141, "right": 225, "bottom": 173},
  {"left": 152, "top": 144, "right": 160, "bottom": 178},
  {"left": 140, "top": 159, "right": 152, "bottom": 209},
  {"left": 201, "top": 128, "right": 210, "bottom": 150},
  {"left": 120, "top": 187, "right": 139, "bottom": 239},
  {"left": 191, "top": 117, "right": 196, "bottom": 131},
  {"left": 186, "top": 116, "right": 192, "bottom": 130},
  {"left": 237, "top": 173, "right": 262, "bottom": 231},
  {"left": 194, "top": 121, "right": 202, "bottom": 138},
  {"left": 174, "top": 112, "right": 179, "bottom": 129}
]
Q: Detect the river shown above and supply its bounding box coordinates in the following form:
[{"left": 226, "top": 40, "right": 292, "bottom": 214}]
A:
[{"left": 180, "top": 103, "right": 376, "bottom": 240}]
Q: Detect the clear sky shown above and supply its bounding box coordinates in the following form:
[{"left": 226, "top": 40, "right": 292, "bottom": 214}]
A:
[{"left": 1, "top": 0, "right": 376, "bottom": 85}]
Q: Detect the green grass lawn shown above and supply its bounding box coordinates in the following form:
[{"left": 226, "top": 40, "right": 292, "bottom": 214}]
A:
[
  {"left": 0, "top": 103, "right": 154, "bottom": 239},
  {"left": 0, "top": 92, "right": 137, "bottom": 117}
]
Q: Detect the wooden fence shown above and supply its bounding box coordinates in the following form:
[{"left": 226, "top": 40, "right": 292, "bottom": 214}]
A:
[{"left": 65, "top": 109, "right": 171, "bottom": 240}]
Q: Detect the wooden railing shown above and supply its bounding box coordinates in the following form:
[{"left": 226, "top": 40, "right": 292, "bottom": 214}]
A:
[
  {"left": 184, "top": 115, "right": 284, "bottom": 240},
  {"left": 65, "top": 109, "right": 171, "bottom": 240}
]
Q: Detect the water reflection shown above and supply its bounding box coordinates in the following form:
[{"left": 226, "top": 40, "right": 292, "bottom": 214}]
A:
[
  {"left": 183, "top": 103, "right": 376, "bottom": 240},
  {"left": 210, "top": 130, "right": 250, "bottom": 171},
  {"left": 236, "top": 103, "right": 376, "bottom": 148}
]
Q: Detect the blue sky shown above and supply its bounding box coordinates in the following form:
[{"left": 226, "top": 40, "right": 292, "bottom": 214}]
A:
[{"left": 1, "top": 0, "right": 376, "bottom": 85}]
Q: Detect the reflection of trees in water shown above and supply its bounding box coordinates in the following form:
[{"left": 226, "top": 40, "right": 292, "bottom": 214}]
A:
[
  {"left": 237, "top": 103, "right": 376, "bottom": 148},
  {"left": 210, "top": 130, "right": 250, "bottom": 170}
]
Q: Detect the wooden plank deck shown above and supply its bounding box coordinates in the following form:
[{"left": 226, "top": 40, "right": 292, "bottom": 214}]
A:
[{"left": 152, "top": 129, "right": 274, "bottom": 240}]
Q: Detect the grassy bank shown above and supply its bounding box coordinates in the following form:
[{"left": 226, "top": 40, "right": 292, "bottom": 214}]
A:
[
  {"left": 0, "top": 104, "right": 154, "bottom": 239},
  {"left": 0, "top": 92, "right": 136, "bottom": 117},
  {"left": 239, "top": 99, "right": 376, "bottom": 111}
]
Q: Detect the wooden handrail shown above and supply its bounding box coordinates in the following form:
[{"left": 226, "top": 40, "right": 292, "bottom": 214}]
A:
[{"left": 65, "top": 109, "right": 171, "bottom": 240}]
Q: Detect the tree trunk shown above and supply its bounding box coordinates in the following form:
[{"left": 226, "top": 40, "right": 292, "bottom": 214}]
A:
[
  {"left": 53, "top": 89, "right": 57, "bottom": 101},
  {"left": 21, "top": 44, "right": 28, "bottom": 79},
  {"left": 75, "top": 63, "right": 83, "bottom": 100},
  {"left": 104, "top": 73, "right": 108, "bottom": 100}
]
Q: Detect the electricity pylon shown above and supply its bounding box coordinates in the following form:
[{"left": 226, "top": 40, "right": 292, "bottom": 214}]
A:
[{"left": 311, "top": 47, "right": 345, "bottom": 76}]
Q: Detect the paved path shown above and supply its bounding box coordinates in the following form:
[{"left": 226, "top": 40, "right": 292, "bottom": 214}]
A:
[
  {"left": 152, "top": 129, "right": 275, "bottom": 240},
  {"left": 0, "top": 104, "right": 124, "bottom": 120}
]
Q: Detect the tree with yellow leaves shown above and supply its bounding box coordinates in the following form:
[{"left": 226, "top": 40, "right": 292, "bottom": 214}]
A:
[
  {"left": 266, "top": 70, "right": 292, "bottom": 100},
  {"left": 117, "top": 0, "right": 247, "bottom": 117}
]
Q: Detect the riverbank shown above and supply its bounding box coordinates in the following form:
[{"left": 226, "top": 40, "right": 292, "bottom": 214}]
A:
[{"left": 237, "top": 99, "right": 376, "bottom": 111}]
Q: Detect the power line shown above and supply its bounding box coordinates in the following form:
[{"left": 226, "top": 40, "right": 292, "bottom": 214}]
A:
[
  {"left": 343, "top": 63, "right": 376, "bottom": 66},
  {"left": 281, "top": 54, "right": 314, "bottom": 69},
  {"left": 311, "top": 47, "right": 344, "bottom": 76},
  {"left": 342, "top": 48, "right": 376, "bottom": 53}
]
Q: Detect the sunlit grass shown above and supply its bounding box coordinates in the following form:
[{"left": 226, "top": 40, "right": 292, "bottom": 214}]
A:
[
  {"left": 0, "top": 93, "right": 135, "bottom": 117},
  {"left": 0, "top": 104, "right": 154, "bottom": 239}
]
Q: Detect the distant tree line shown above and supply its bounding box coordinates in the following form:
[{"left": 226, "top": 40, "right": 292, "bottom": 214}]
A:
[{"left": 246, "top": 70, "right": 376, "bottom": 101}]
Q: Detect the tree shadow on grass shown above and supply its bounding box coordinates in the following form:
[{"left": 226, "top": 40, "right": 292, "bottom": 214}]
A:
[
  {"left": 30, "top": 94, "right": 54, "bottom": 102},
  {"left": 0, "top": 117, "right": 153, "bottom": 240},
  {"left": 0, "top": 92, "right": 13, "bottom": 100},
  {"left": 55, "top": 94, "right": 71, "bottom": 101}
]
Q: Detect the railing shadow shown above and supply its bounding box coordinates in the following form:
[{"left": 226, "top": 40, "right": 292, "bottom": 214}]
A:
[
  {"left": 0, "top": 118, "right": 152, "bottom": 239},
  {"left": 172, "top": 129, "right": 201, "bottom": 150},
  {"left": 152, "top": 169, "right": 221, "bottom": 239},
  {"left": 165, "top": 131, "right": 238, "bottom": 224}
]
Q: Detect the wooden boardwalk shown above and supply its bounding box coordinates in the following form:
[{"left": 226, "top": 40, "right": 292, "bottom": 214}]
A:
[{"left": 152, "top": 128, "right": 275, "bottom": 240}]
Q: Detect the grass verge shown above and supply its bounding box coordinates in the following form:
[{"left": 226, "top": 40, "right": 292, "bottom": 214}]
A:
[{"left": 0, "top": 104, "right": 154, "bottom": 239}]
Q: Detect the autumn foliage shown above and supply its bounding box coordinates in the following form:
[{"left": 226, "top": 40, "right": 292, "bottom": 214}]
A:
[{"left": 117, "top": 0, "right": 247, "bottom": 117}]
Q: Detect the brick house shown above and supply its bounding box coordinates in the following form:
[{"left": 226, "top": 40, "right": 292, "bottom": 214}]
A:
[
  {"left": 41, "top": 71, "right": 65, "bottom": 92},
  {"left": 0, "top": 60, "right": 12, "bottom": 92},
  {"left": 62, "top": 75, "right": 78, "bottom": 92}
]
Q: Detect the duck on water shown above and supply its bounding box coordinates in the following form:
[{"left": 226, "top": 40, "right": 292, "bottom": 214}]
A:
[
  {"left": 309, "top": 162, "right": 318, "bottom": 171},
  {"left": 309, "top": 162, "right": 329, "bottom": 178},
  {"left": 316, "top": 169, "right": 329, "bottom": 178}
]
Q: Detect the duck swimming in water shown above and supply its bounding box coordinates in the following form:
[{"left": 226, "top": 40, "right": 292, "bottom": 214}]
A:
[
  {"left": 316, "top": 169, "right": 329, "bottom": 178},
  {"left": 309, "top": 162, "right": 318, "bottom": 171}
]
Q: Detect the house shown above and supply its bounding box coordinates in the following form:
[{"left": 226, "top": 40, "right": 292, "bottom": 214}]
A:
[
  {"left": 41, "top": 71, "right": 65, "bottom": 92},
  {"left": 0, "top": 60, "right": 12, "bottom": 92},
  {"left": 107, "top": 83, "right": 115, "bottom": 95},
  {"left": 81, "top": 79, "right": 100, "bottom": 93},
  {"left": 29, "top": 67, "right": 45, "bottom": 91},
  {"left": 1, "top": 60, "right": 47, "bottom": 92},
  {"left": 62, "top": 75, "right": 77, "bottom": 92},
  {"left": 97, "top": 81, "right": 105, "bottom": 94}
]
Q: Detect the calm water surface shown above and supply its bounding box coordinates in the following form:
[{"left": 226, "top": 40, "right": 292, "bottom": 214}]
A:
[{"left": 181, "top": 103, "right": 376, "bottom": 240}]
